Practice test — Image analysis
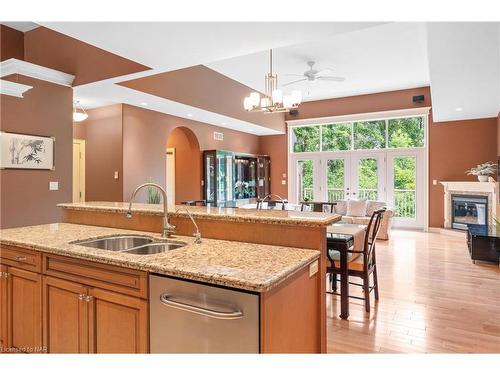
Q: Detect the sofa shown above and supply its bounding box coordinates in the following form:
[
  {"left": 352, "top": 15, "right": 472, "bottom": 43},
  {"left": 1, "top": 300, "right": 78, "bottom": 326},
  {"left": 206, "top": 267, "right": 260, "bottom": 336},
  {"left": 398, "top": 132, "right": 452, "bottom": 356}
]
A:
[{"left": 331, "top": 200, "right": 394, "bottom": 240}]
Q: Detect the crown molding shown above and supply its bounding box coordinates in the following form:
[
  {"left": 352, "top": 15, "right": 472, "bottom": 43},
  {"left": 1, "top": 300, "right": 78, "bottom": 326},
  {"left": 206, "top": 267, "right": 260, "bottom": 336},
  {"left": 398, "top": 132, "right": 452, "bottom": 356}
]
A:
[
  {"left": 0, "top": 58, "right": 75, "bottom": 87},
  {"left": 0, "top": 79, "right": 33, "bottom": 98}
]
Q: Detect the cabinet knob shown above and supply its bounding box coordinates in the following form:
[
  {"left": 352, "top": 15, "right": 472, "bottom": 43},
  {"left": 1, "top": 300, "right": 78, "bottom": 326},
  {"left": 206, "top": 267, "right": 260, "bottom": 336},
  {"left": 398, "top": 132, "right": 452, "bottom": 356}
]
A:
[
  {"left": 85, "top": 295, "right": 93, "bottom": 302},
  {"left": 78, "top": 294, "right": 86, "bottom": 300}
]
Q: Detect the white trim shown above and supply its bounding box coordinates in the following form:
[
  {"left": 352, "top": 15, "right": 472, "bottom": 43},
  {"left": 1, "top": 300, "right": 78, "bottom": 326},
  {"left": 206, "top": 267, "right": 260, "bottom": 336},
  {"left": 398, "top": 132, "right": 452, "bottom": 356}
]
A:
[
  {"left": 286, "top": 107, "right": 432, "bottom": 127},
  {"left": 0, "top": 79, "right": 33, "bottom": 98},
  {"left": 0, "top": 58, "right": 75, "bottom": 87}
]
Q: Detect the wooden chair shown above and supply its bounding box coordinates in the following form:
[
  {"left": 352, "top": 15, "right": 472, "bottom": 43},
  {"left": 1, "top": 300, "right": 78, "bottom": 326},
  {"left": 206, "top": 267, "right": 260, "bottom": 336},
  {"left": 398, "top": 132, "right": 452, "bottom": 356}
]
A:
[
  {"left": 256, "top": 194, "right": 288, "bottom": 210},
  {"left": 326, "top": 208, "right": 386, "bottom": 313},
  {"left": 300, "top": 201, "right": 336, "bottom": 213}
]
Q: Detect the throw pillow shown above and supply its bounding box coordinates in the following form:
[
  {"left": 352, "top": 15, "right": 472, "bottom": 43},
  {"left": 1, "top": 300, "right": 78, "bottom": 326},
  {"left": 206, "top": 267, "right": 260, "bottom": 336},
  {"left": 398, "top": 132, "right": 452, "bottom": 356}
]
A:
[
  {"left": 346, "top": 199, "right": 368, "bottom": 217},
  {"left": 334, "top": 200, "right": 347, "bottom": 215},
  {"left": 366, "top": 200, "right": 386, "bottom": 217}
]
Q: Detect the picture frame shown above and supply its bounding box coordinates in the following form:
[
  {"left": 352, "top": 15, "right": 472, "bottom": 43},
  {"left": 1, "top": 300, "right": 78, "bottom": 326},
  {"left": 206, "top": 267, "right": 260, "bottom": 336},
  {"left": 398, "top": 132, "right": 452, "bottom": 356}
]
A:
[{"left": 0, "top": 131, "right": 55, "bottom": 170}]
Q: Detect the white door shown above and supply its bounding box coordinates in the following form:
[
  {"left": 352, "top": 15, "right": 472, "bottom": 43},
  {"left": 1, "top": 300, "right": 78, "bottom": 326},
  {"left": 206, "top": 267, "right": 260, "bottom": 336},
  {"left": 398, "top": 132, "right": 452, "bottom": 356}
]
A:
[
  {"left": 294, "top": 157, "right": 321, "bottom": 202},
  {"left": 166, "top": 148, "right": 175, "bottom": 205},
  {"left": 322, "top": 156, "right": 351, "bottom": 202},
  {"left": 350, "top": 152, "right": 386, "bottom": 202},
  {"left": 72, "top": 139, "right": 85, "bottom": 202},
  {"left": 386, "top": 151, "right": 425, "bottom": 228}
]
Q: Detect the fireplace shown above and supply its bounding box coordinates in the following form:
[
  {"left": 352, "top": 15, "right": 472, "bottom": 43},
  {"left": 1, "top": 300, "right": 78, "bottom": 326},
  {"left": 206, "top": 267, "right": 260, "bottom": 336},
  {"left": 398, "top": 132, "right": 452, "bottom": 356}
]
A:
[{"left": 451, "top": 194, "right": 488, "bottom": 230}]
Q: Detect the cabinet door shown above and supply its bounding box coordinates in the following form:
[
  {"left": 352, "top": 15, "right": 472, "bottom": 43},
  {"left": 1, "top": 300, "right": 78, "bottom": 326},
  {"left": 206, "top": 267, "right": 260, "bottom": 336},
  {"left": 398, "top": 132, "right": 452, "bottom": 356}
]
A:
[
  {"left": 42, "top": 276, "right": 89, "bottom": 353},
  {"left": 89, "top": 288, "right": 148, "bottom": 353},
  {"left": 7, "top": 267, "right": 42, "bottom": 352},
  {"left": 0, "top": 265, "right": 7, "bottom": 349}
]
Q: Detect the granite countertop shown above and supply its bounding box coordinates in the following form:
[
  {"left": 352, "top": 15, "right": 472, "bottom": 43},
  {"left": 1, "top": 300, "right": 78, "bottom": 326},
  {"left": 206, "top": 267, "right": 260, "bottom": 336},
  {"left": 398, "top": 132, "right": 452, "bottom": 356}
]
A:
[
  {"left": 0, "top": 223, "right": 320, "bottom": 292},
  {"left": 57, "top": 201, "right": 341, "bottom": 227}
]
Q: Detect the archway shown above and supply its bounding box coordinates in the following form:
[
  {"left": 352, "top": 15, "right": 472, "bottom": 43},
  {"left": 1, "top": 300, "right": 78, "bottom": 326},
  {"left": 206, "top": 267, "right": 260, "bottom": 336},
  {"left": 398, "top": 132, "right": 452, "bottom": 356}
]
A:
[{"left": 166, "top": 127, "right": 202, "bottom": 204}]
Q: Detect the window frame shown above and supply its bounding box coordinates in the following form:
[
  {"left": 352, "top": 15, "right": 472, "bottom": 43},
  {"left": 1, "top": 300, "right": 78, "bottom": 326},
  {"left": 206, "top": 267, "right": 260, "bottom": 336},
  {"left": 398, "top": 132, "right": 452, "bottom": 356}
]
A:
[{"left": 288, "top": 108, "right": 429, "bottom": 154}]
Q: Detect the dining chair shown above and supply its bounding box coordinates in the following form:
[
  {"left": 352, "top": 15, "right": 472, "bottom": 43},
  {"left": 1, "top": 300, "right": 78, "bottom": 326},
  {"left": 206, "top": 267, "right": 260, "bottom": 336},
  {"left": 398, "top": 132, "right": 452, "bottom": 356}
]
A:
[
  {"left": 256, "top": 194, "right": 288, "bottom": 210},
  {"left": 300, "top": 201, "right": 336, "bottom": 213},
  {"left": 326, "top": 208, "right": 386, "bottom": 313},
  {"left": 181, "top": 200, "right": 206, "bottom": 206}
]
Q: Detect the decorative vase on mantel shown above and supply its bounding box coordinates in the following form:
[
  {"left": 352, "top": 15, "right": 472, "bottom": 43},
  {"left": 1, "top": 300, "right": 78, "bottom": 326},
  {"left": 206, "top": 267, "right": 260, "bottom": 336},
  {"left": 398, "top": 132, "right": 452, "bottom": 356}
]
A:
[{"left": 477, "top": 175, "right": 489, "bottom": 182}]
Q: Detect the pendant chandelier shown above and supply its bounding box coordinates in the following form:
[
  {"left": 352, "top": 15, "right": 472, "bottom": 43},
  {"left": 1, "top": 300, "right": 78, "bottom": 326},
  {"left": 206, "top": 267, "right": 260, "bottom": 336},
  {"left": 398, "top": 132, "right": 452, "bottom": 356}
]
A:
[
  {"left": 243, "top": 49, "right": 302, "bottom": 113},
  {"left": 73, "top": 100, "right": 88, "bottom": 122}
]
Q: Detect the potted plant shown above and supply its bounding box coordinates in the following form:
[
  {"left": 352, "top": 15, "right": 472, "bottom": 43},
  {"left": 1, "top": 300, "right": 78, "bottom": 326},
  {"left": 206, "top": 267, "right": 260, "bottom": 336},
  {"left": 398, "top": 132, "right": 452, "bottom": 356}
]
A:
[{"left": 466, "top": 162, "right": 496, "bottom": 182}]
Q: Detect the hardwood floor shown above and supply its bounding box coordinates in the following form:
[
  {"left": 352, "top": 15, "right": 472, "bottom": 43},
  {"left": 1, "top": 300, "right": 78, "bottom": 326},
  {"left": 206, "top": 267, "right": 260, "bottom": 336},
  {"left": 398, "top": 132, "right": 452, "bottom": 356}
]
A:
[{"left": 327, "top": 229, "right": 500, "bottom": 353}]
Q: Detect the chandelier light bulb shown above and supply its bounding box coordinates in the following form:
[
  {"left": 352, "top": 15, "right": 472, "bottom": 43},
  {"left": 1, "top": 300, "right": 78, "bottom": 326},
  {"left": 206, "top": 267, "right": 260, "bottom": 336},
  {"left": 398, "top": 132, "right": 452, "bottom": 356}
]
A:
[
  {"left": 249, "top": 92, "right": 260, "bottom": 107},
  {"left": 272, "top": 89, "right": 283, "bottom": 104},
  {"left": 291, "top": 90, "right": 302, "bottom": 105}
]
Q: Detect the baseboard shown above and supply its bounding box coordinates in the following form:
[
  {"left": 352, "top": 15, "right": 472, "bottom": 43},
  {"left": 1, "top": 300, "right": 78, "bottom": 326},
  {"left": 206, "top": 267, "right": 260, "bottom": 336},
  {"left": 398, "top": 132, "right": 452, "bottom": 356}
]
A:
[{"left": 428, "top": 227, "right": 466, "bottom": 238}]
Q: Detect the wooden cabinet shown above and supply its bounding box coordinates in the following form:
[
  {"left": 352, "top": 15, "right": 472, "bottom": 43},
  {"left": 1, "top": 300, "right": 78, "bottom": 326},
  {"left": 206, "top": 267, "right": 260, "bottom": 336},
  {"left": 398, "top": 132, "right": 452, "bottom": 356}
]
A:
[
  {"left": 4, "top": 267, "right": 42, "bottom": 352},
  {"left": 1, "top": 251, "right": 149, "bottom": 354},
  {"left": 42, "top": 276, "right": 148, "bottom": 354},
  {"left": 42, "top": 276, "right": 89, "bottom": 353},
  {"left": 0, "top": 265, "right": 7, "bottom": 349},
  {"left": 89, "top": 288, "right": 148, "bottom": 353}
]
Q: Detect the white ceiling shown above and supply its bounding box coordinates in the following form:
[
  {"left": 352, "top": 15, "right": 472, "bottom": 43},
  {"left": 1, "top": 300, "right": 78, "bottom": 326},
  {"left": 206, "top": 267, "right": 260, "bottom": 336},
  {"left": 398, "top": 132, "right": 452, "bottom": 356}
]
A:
[
  {"left": 208, "top": 23, "right": 430, "bottom": 102},
  {"left": 39, "top": 22, "right": 384, "bottom": 72},
  {"left": 12, "top": 22, "right": 499, "bottom": 131},
  {"left": 1, "top": 21, "right": 39, "bottom": 32},
  {"left": 427, "top": 22, "right": 500, "bottom": 122}
]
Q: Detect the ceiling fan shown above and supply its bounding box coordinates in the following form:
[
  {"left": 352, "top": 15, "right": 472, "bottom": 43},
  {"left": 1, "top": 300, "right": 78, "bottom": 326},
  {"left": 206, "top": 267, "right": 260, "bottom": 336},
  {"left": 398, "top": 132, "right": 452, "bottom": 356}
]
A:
[{"left": 282, "top": 61, "right": 345, "bottom": 87}]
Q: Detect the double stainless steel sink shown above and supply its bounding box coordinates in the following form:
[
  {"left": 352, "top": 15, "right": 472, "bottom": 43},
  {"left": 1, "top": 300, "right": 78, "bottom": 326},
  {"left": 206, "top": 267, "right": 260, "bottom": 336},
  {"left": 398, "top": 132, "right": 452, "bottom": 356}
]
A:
[{"left": 72, "top": 235, "right": 186, "bottom": 255}]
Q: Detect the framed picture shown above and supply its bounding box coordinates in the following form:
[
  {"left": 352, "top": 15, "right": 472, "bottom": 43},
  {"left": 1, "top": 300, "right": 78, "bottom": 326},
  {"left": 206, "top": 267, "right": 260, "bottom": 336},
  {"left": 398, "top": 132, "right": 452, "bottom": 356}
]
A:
[{"left": 0, "top": 131, "right": 55, "bottom": 170}]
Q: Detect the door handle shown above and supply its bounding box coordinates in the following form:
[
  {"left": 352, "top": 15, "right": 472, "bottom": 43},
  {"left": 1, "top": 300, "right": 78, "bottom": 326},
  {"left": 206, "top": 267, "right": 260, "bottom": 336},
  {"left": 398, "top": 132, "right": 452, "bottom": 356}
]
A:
[{"left": 159, "top": 293, "right": 244, "bottom": 320}]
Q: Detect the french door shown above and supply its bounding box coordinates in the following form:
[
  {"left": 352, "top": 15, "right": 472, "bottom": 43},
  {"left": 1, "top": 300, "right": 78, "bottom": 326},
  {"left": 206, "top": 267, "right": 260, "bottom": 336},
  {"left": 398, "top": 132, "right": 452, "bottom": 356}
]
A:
[{"left": 292, "top": 150, "right": 425, "bottom": 228}]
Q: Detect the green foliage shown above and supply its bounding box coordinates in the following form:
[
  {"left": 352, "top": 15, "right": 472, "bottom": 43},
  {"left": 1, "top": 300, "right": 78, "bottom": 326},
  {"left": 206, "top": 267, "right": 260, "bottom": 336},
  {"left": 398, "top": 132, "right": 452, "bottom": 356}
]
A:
[
  {"left": 292, "top": 126, "right": 320, "bottom": 152},
  {"left": 388, "top": 117, "right": 424, "bottom": 148},
  {"left": 353, "top": 121, "right": 386, "bottom": 150},
  {"left": 322, "top": 124, "right": 351, "bottom": 151},
  {"left": 394, "top": 156, "right": 416, "bottom": 190},
  {"left": 358, "top": 158, "right": 378, "bottom": 190}
]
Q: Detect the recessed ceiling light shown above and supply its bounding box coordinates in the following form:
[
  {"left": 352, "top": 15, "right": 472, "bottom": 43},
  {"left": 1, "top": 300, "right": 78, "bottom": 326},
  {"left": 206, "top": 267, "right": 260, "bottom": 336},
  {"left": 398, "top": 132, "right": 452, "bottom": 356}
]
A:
[
  {"left": 187, "top": 113, "right": 193, "bottom": 117},
  {"left": 140, "top": 102, "right": 148, "bottom": 106},
  {"left": 455, "top": 107, "right": 463, "bottom": 112}
]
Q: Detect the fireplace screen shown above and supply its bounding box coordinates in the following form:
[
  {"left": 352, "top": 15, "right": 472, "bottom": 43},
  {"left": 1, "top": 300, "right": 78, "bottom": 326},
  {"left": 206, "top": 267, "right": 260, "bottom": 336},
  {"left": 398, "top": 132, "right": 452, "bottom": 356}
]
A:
[{"left": 451, "top": 194, "right": 488, "bottom": 230}]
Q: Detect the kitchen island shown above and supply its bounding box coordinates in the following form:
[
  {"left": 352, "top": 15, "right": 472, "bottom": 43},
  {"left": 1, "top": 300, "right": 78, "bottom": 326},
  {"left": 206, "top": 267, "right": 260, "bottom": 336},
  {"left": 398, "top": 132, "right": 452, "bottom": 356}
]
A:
[
  {"left": 0, "top": 222, "right": 324, "bottom": 353},
  {"left": 58, "top": 201, "right": 341, "bottom": 353}
]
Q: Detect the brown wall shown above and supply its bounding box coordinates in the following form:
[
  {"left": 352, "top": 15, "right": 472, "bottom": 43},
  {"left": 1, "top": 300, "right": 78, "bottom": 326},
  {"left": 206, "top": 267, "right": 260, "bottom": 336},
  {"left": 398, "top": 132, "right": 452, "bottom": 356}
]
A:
[
  {"left": 0, "top": 25, "right": 24, "bottom": 61},
  {"left": 74, "top": 105, "right": 124, "bottom": 201},
  {"left": 497, "top": 112, "right": 500, "bottom": 155},
  {"left": 24, "top": 27, "right": 150, "bottom": 86},
  {"left": 119, "top": 65, "right": 285, "bottom": 133},
  {"left": 428, "top": 116, "right": 497, "bottom": 227},
  {"left": 259, "top": 134, "right": 289, "bottom": 198},
  {"left": 117, "top": 105, "right": 260, "bottom": 202},
  {"left": 167, "top": 127, "right": 202, "bottom": 204},
  {"left": 0, "top": 75, "right": 73, "bottom": 228}
]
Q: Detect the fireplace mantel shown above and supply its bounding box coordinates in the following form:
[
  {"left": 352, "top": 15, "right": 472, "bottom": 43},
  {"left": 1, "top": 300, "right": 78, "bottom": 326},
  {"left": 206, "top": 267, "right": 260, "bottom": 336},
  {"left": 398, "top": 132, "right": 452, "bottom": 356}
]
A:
[{"left": 440, "top": 181, "right": 498, "bottom": 228}]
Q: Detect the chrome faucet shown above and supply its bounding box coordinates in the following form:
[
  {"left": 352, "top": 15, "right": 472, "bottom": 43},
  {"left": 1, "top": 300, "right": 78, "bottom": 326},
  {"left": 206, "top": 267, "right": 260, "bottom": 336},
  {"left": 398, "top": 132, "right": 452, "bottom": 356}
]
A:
[
  {"left": 175, "top": 207, "right": 202, "bottom": 244},
  {"left": 126, "top": 183, "right": 176, "bottom": 238}
]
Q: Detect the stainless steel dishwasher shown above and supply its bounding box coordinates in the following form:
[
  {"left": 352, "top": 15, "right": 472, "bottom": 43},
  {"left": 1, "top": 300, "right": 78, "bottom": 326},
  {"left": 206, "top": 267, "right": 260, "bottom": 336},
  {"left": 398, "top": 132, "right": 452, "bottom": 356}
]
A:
[{"left": 150, "top": 274, "right": 260, "bottom": 353}]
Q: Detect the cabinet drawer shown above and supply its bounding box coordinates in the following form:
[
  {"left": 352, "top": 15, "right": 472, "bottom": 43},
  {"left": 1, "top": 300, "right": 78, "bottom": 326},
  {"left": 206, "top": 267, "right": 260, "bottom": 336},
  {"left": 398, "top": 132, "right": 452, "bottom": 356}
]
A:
[
  {"left": 0, "top": 245, "right": 41, "bottom": 272},
  {"left": 42, "top": 254, "right": 148, "bottom": 299}
]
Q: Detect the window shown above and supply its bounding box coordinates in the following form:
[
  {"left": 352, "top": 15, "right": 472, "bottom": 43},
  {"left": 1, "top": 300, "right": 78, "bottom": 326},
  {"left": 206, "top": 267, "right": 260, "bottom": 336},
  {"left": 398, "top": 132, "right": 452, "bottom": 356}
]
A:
[
  {"left": 353, "top": 120, "right": 386, "bottom": 150},
  {"left": 388, "top": 117, "right": 424, "bottom": 148},
  {"left": 322, "top": 123, "right": 351, "bottom": 151},
  {"left": 290, "top": 115, "right": 425, "bottom": 153},
  {"left": 292, "top": 126, "right": 320, "bottom": 153}
]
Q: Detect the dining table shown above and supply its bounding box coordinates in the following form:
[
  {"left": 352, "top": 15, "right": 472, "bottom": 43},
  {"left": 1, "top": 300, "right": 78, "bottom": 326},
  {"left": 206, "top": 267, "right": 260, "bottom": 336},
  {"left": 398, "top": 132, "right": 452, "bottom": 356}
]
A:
[{"left": 326, "top": 223, "right": 367, "bottom": 319}]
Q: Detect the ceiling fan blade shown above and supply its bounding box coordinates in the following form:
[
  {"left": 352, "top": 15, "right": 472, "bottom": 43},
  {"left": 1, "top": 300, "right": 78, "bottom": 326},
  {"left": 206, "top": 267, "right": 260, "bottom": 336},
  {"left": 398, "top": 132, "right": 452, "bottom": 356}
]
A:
[
  {"left": 281, "top": 78, "right": 307, "bottom": 87},
  {"left": 283, "top": 74, "right": 306, "bottom": 77},
  {"left": 316, "top": 76, "right": 346, "bottom": 82},
  {"left": 315, "top": 68, "right": 335, "bottom": 76}
]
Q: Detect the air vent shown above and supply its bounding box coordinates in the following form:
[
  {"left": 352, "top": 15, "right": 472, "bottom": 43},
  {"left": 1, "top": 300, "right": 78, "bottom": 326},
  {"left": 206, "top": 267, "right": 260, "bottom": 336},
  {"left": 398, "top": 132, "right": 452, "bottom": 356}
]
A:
[{"left": 213, "top": 131, "right": 224, "bottom": 141}]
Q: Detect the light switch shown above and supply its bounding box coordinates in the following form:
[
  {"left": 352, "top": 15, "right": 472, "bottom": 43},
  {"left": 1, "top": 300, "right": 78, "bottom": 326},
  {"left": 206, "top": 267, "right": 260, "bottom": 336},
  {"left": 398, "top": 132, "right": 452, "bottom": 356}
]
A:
[
  {"left": 281, "top": 180, "right": 286, "bottom": 185},
  {"left": 49, "top": 181, "right": 59, "bottom": 191},
  {"left": 114, "top": 171, "right": 119, "bottom": 180},
  {"left": 282, "top": 173, "right": 287, "bottom": 178},
  {"left": 433, "top": 179, "right": 438, "bottom": 185}
]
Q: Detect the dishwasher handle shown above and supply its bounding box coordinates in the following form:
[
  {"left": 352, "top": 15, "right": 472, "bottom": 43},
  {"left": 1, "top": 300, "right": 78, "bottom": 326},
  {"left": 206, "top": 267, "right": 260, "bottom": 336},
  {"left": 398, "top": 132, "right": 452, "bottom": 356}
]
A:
[{"left": 159, "top": 293, "right": 244, "bottom": 320}]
